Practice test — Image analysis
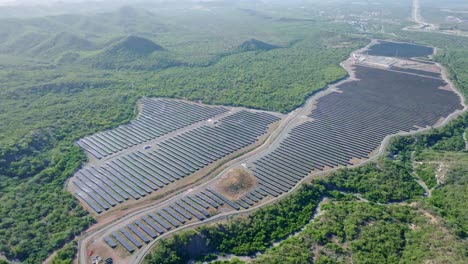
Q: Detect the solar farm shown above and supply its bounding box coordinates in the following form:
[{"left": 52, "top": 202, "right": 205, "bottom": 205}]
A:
[
  {"left": 77, "top": 41, "right": 466, "bottom": 262},
  {"left": 366, "top": 40, "right": 434, "bottom": 58},
  {"left": 102, "top": 187, "right": 266, "bottom": 253},
  {"left": 71, "top": 100, "right": 281, "bottom": 214},
  {"left": 77, "top": 98, "right": 229, "bottom": 159},
  {"left": 249, "top": 65, "right": 463, "bottom": 197}
]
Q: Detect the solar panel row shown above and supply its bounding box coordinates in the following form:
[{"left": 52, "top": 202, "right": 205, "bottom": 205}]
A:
[
  {"left": 107, "top": 190, "right": 250, "bottom": 253},
  {"left": 102, "top": 64, "right": 462, "bottom": 254},
  {"left": 76, "top": 110, "right": 280, "bottom": 213},
  {"left": 249, "top": 65, "right": 463, "bottom": 197},
  {"left": 78, "top": 98, "right": 228, "bottom": 159}
]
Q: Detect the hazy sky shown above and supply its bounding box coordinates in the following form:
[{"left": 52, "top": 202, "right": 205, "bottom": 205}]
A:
[
  {"left": 0, "top": 0, "right": 101, "bottom": 6},
  {"left": 0, "top": 0, "right": 61, "bottom": 5}
]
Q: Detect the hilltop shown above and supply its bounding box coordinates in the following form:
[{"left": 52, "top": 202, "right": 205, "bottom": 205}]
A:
[
  {"left": 1, "top": 32, "right": 94, "bottom": 56},
  {"left": 87, "top": 36, "right": 179, "bottom": 70},
  {"left": 104, "top": 35, "right": 164, "bottom": 56},
  {"left": 236, "top": 39, "right": 280, "bottom": 52}
]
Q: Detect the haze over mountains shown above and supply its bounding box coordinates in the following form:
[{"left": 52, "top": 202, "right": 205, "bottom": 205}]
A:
[{"left": 0, "top": 3, "right": 284, "bottom": 71}]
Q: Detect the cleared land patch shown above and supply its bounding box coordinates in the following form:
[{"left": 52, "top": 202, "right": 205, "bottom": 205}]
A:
[{"left": 215, "top": 168, "right": 258, "bottom": 200}]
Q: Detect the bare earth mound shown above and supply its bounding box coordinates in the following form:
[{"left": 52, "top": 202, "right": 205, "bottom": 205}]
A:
[{"left": 216, "top": 168, "right": 257, "bottom": 200}]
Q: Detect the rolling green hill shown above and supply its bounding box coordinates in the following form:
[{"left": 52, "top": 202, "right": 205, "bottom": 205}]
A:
[
  {"left": 236, "top": 39, "right": 280, "bottom": 52},
  {"left": 0, "top": 32, "right": 49, "bottom": 54},
  {"left": 104, "top": 35, "right": 163, "bottom": 55},
  {"left": 29, "top": 32, "right": 95, "bottom": 56},
  {"left": 86, "top": 35, "right": 180, "bottom": 70}
]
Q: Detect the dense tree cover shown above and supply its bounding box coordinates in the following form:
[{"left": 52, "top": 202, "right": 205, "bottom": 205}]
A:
[
  {"left": 365, "top": 115, "right": 468, "bottom": 241},
  {"left": 0, "top": 145, "right": 94, "bottom": 263},
  {"left": 144, "top": 115, "right": 468, "bottom": 264},
  {"left": 415, "top": 116, "right": 468, "bottom": 151},
  {"left": 236, "top": 39, "right": 280, "bottom": 53},
  {"left": 140, "top": 33, "right": 359, "bottom": 113},
  {"left": 50, "top": 242, "right": 77, "bottom": 264},
  {"left": 414, "top": 163, "right": 437, "bottom": 189},
  {"left": 0, "top": 85, "right": 135, "bottom": 263},
  {"left": 256, "top": 199, "right": 466, "bottom": 264},
  {"left": 302, "top": 202, "right": 414, "bottom": 264},
  {"left": 324, "top": 161, "right": 424, "bottom": 203},
  {"left": 427, "top": 163, "right": 468, "bottom": 238}
]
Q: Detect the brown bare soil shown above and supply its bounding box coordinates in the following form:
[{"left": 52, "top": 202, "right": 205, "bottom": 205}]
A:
[
  {"left": 215, "top": 168, "right": 257, "bottom": 200},
  {"left": 440, "top": 83, "right": 454, "bottom": 91},
  {"left": 87, "top": 241, "right": 129, "bottom": 264},
  {"left": 349, "top": 157, "right": 367, "bottom": 165},
  {"left": 369, "top": 146, "right": 380, "bottom": 157},
  {"left": 413, "top": 125, "right": 425, "bottom": 130}
]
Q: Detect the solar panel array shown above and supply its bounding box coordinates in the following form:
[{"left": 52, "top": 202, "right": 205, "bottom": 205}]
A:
[
  {"left": 250, "top": 65, "right": 463, "bottom": 197},
  {"left": 99, "top": 59, "right": 464, "bottom": 255},
  {"left": 98, "top": 51, "right": 465, "bottom": 255},
  {"left": 77, "top": 98, "right": 228, "bottom": 159},
  {"left": 103, "top": 188, "right": 259, "bottom": 252},
  {"left": 74, "top": 110, "right": 281, "bottom": 213},
  {"left": 367, "top": 41, "right": 434, "bottom": 59}
]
